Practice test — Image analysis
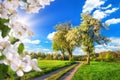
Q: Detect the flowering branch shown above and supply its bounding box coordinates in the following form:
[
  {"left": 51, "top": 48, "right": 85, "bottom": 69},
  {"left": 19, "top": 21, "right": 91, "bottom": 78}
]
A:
[{"left": 0, "top": 0, "right": 54, "bottom": 77}]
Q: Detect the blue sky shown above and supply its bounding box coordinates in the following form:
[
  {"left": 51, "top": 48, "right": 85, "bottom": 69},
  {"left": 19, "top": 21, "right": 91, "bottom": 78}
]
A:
[{"left": 19, "top": 0, "right": 120, "bottom": 55}]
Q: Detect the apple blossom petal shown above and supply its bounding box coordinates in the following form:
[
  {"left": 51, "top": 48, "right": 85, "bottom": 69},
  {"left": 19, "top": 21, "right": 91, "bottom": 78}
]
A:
[
  {"left": 33, "top": 66, "right": 42, "bottom": 71},
  {"left": 17, "top": 70, "right": 24, "bottom": 77},
  {"left": 10, "top": 63, "right": 18, "bottom": 71},
  {"left": 23, "top": 65, "right": 32, "bottom": 72}
]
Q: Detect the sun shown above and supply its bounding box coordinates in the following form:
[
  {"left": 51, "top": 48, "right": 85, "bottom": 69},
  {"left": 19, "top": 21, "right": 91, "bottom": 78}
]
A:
[{"left": 16, "top": 12, "right": 36, "bottom": 27}]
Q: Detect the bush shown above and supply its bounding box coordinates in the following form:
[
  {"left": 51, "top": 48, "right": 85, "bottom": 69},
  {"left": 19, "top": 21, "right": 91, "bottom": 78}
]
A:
[
  {"left": 105, "top": 51, "right": 115, "bottom": 61},
  {"left": 69, "top": 57, "right": 75, "bottom": 61},
  {"left": 90, "top": 54, "right": 99, "bottom": 61},
  {"left": 99, "top": 51, "right": 117, "bottom": 62}
]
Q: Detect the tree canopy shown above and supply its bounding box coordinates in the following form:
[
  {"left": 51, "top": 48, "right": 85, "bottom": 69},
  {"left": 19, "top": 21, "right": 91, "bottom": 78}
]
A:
[
  {"left": 79, "top": 14, "right": 110, "bottom": 65},
  {"left": 52, "top": 22, "right": 76, "bottom": 60}
]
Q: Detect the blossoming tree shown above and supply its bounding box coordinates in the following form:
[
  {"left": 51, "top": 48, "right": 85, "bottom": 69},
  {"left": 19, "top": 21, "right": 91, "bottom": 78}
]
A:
[{"left": 0, "top": 0, "right": 54, "bottom": 77}]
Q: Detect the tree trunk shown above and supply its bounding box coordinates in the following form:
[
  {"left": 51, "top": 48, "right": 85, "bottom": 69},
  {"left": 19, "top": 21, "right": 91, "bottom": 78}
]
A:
[
  {"left": 62, "top": 53, "right": 65, "bottom": 60},
  {"left": 69, "top": 53, "right": 72, "bottom": 60},
  {"left": 61, "top": 50, "right": 65, "bottom": 60},
  {"left": 87, "top": 52, "right": 90, "bottom": 65},
  {"left": 67, "top": 49, "right": 72, "bottom": 60}
]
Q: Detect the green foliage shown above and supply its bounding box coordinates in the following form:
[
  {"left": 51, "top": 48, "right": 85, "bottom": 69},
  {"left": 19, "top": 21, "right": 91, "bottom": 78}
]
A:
[
  {"left": 72, "top": 62, "right": 120, "bottom": 80},
  {"left": 53, "top": 23, "right": 71, "bottom": 51},
  {"left": 105, "top": 51, "right": 116, "bottom": 61},
  {"left": 0, "top": 55, "right": 5, "bottom": 60},
  {"left": 0, "top": 27, "right": 10, "bottom": 79},
  {"left": 0, "top": 18, "right": 10, "bottom": 38},
  {"left": 90, "top": 54, "right": 99, "bottom": 61},
  {"left": 45, "top": 54, "right": 53, "bottom": 60},
  {"left": 1, "top": 26, "right": 10, "bottom": 38},
  {"left": 9, "top": 36, "right": 19, "bottom": 44},
  {"left": 73, "top": 55, "right": 87, "bottom": 61},
  {"left": 29, "top": 52, "right": 70, "bottom": 60},
  {"left": 0, "top": 64, "right": 9, "bottom": 80},
  {"left": 78, "top": 13, "right": 110, "bottom": 64},
  {"left": 55, "top": 22, "right": 72, "bottom": 31},
  {"left": 66, "top": 28, "right": 81, "bottom": 47},
  {"left": 18, "top": 43, "right": 24, "bottom": 54},
  {"left": 69, "top": 57, "right": 75, "bottom": 61},
  {"left": 7, "top": 67, "right": 16, "bottom": 80},
  {"left": 52, "top": 32, "right": 66, "bottom": 51},
  {"left": 80, "top": 14, "right": 102, "bottom": 53},
  {"left": 24, "top": 0, "right": 27, "bottom": 2},
  {"left": 52, "top": 22, "right": 75, "bottom": 60},
  {"left": 98, "top": 52, "right": 106, "bottom": 61},
  {"left": 99, "top": 51, "right": 117, "bottom": 62}
]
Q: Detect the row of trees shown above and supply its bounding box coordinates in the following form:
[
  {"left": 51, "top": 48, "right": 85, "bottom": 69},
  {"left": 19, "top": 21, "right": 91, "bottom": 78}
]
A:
[
  {"left": 28, "top": 50, "right": 120, "bottom": 62},
  {"left": 28, "top": 52, "right": 69, "bottom": 60},
  {"left": 98, "top": 51, "right": 120, "bottom": 62},
  {"left": 52, "top": 14, "right": 110, "bottom": 65}
]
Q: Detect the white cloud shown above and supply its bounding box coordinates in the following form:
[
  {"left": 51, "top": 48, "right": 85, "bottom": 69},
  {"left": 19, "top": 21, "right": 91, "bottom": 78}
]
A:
[
  {"left": 101, "top": 4, "right": 112, "bottom": 9},
  {"left": 105, "top": 8, "right": 118, "bottom": 13},
  {"left": 109, "top": 37, "right": 120, "bottom": 46},
  {"left": 95, "top": 45, "right": 111, "bottom": 53},
  {"left": 73, "top": 48, "right": 86, "bottom": 55},
  {"left": 47, "top": 32, "right": 56, "bottom": 40},
  {"left": 28, "top": 48, "right": 41, "bottom": 53},
  {"left": 43, "top": 48, "right": 50, "bottom": 52},
  {"left": 93, "top": 10, "right": 106, "bottom": 20},
  {"left": 82, "top": 0, "right": 105, "bottom": 13},
  {"left": 105, "top": 18, "right": 120, "bottom": 26},
  {"left": 93, "top": 7, "right": 118, "bottom": 20},
  {"left": 73, "top": 37, "right": 120, "bottom": 55},
  {"left": 95, "top": 37, "right": 120, "bottom": 53},
  {"left": 23, "top": 38, "right": 40, "bottom": 44},
  {"left": 25, "top": 46, "right": 29, "bottom": 49},
  {"left": 83, "top": 0, "right": 119, "bottom": 20}
]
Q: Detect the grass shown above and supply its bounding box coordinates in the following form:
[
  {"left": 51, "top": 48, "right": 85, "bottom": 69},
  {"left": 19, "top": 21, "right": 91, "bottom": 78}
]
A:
[
  {"left": 20, "top": 60, "right": 74, "bottom": 80},
  {"left": 46, "top": 64, "right": 77, "bottom": 80},
  {"left": 38, "top": 60, "right": 73, "bottom": 69},
  {"left": 72, "top": 61, "right": 120, "bottom": 80}
]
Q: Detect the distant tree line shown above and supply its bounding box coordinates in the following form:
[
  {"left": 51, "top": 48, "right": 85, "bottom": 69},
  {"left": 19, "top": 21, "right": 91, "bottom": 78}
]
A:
[{"left": 25, "top": 50, "right": 120, "bottom": 62}]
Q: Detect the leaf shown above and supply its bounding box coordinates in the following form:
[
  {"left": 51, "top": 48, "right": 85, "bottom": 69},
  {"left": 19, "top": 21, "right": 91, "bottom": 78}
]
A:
[
  {"left": 0, "top": 55, "right": 5, "bottom": 60},
  {"left": 24, "top": 0, "right": 27, "bottom": 2},
  {"left": 1, "top": 26, "right": 10, "bottom": 38},
  {"left": 0, "top": 18, "right": 9, "bottom": 23},
  {"left": 18, "top": 43, "right": 24, "bottom": 54},
  {"left": 0, "top": 64, "right": 8, "bottom": 79},
  {"left": 9, "top": 36, "right": 19, "bottom": 44},
  {"left": 0, "top": 18, "right": 10, "bottom": 38}
]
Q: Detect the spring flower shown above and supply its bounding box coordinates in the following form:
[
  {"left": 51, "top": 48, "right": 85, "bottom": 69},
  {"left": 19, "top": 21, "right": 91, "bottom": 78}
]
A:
[{"left": 0, "top": 0, "right": 54, "bottom": 77}]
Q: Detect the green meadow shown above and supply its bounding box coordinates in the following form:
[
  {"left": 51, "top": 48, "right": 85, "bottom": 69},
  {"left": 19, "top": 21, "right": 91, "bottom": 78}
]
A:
[{"left": 72, "top": 61, "right": 120, "bottom": 80}]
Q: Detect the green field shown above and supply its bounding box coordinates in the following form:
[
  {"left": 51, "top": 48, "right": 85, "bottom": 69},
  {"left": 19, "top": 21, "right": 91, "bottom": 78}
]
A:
[
  {"left": 20, "top": 60, "right": 74, "bottom": 79},
  {"left": 38, "top": 60, "right": 73, "bottom": 69},
  {"left": 72, "top": 62, "right": 120, "bottom": 80}
]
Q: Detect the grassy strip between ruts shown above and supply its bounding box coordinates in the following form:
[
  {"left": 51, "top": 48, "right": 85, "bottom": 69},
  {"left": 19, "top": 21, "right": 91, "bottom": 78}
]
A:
[
  {"left": 72, "top": 61, "right": 120, "bottom": 80},
  {"left": 46, "top": 64, "right": 77, "bottom": 80}
]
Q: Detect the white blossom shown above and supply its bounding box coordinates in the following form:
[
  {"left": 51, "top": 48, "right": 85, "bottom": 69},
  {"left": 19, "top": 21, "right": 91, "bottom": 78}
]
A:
[
  {"left": 31, "top": 59, "right": 42, "bottom": 71},
  {"left": 0, "top": 0, "right": 54, "bottom": 77}
]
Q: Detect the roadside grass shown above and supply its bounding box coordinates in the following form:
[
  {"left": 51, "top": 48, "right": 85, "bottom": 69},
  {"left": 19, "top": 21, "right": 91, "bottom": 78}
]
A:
[
  {"left": 72, "top": 61, "right": 120, "bottom": 80},
  {"left": 46, "top": 64, "right": 77, "bottom": 80},
  {"left": 20, "top": 60, "right": 74, "bottom": 80}
]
